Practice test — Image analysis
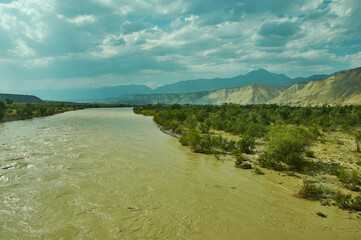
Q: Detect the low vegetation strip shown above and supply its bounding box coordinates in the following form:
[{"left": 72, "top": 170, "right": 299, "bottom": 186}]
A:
[
  {"left": 0, "top": 100, "right": 133, "bottom": 122},
  {"left": 134, "top": 103, "right": 361, "bottom": 212}
]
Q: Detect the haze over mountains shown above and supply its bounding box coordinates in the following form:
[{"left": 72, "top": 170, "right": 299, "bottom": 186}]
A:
[{"left": 23, "top": 69, "right": 332, "bottom": 102}]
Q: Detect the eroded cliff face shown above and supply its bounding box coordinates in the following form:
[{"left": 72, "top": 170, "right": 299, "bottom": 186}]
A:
[
  {"left": 268, "top": 67, "right": 361, "bottom": 106},
  {"left": 196, "top": 84, "right": 290, "bottom": 105}
]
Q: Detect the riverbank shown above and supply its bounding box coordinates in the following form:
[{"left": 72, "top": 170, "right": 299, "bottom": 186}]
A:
[
  {"left": 161, "top": 128, "right": 181, "bottom": 138},
  {"left": 134, "top": 104, "right": 361, "bottom": 214}
]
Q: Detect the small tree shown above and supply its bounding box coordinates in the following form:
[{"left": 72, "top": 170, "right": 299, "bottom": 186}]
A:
[
  {"left": 0, "top": 101, "right": 6, "bottom": 120},
  {"left": 5, "top": 98, "right": 13, "bottom": 104},
  {"left": 179, "top": 129, "right": 201, "bottom": 150},
  {"left": 236, "top": 136, "right": 255, "bottom": 154},
  {"left": 184, "top": 116, "right": 197, "bottom": 130},
  {"left": 198, "top": 122, "right": 210, "bottom": 134},
  {"left": 18, "top": 103, "right": 34, "bottom": 118},
  {"left": 170, "top": 104, "right": 181, "bottom": 110},
  {"left": 258, "top": 126, "right": 314, "bottom": 171}
]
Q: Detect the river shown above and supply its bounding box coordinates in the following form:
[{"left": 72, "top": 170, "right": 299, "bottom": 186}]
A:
[{"left": 0, "top": 108, "right": 359, "bottom": 239}]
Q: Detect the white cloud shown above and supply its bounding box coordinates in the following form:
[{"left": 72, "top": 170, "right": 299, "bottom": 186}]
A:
[
  {"left": 9, "top": 39, "right": 36, "bottom": 58},
  {"left": 0, "top": 0, "right": 360, "bottom": 91},
  {"left": 344, "top": 52, "right": 361, "bottom": 68},
  {"left": 57, "top": 14, "right": 96, "bottom": 25}
]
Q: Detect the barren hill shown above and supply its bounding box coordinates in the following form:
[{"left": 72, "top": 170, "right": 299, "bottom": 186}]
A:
[
  {"left": 197, "top": 84, "right": 289, "bottom": 105},
  {"left": 268, "top": 67, "right": 361, "bottom": 106}
]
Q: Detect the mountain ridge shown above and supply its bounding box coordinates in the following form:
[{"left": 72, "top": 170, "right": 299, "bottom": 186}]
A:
[
  {"left": 153, "top": 69, "right": 303, "bottom": 94},
  {"left": 23, "top": 69, "right": 333, "bottom": 102},
  {"left": 120, "top": 67, "right": 360, "bottom": 106},
  {"left": 0, "top": 93, "right": 43, "bottom": 103},
  {"left": 268, "top": 67, "right": 361, "bottom": 106}
]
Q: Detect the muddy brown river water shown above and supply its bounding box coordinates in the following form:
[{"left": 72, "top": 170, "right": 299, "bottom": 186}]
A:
[{"left": 0, "top": 108, "right": 360, "bottom": 239}]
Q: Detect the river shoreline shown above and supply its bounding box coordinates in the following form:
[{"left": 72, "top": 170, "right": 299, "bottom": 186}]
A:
[{"left": 160, "top": 128, "right": 181, "bottom": 138}]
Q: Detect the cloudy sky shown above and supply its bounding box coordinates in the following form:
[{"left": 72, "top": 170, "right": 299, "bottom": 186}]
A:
[{"left": 0, "top": 0, "right": 360, "bottom": 92}]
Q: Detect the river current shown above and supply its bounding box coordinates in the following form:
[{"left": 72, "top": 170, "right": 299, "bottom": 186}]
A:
[{"left": 0, "top": 108, "right": 359, "bottom": 239}]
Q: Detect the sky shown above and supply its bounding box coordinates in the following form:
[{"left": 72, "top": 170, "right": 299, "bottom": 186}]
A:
[{"left": 0, "top": 0, "right": 360, "bottom": 92}]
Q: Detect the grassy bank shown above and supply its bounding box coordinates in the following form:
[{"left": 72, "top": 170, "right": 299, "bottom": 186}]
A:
[{"left": 134, "top": 104, "right": 361, "bottom": 213}]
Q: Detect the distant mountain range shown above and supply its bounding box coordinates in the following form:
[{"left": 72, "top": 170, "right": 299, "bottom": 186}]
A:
[
  {"left": 119, "top": 67, "right": 361, "bottom": 106},
  {"left": 23, "top": 69, "right": 333, "bottom": 102},
  {"left": 5, "top": 67, "right": 358, "bottom": 107},
  {"left": 152, "top": 70, "right": 333, "bottom": 94},
  {"left": 0, "top": 93, "right": 43, "bottom": 103}
]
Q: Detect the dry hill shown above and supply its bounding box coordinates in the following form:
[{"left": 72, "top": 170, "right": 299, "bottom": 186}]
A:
[
  {"left": 268, "top": 67, "right": 361, "bottom": 106},
  {"left": 196, "top": 84, "right": 289, "bottom": 105}
]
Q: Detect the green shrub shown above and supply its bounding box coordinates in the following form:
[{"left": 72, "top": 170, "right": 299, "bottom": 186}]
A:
[
  {"left": 295, "top": 180, "right": 332, "bottom": 200},
  {"left": 285, "top": 152, "right": 306, "bottom": 170},
  {"left": 352, "top": 195, "right": 361, "bottom": 211},
  {"left": 258, "top": 152, "right": 285, "bottom": 171},
  {"left": 328, "top": 163, "right": 343, "bottom": 175},
  {"left": 0, "top": 101, "right": 6, "bottom": 120},
  {"left": 334, "top": 191, "right": 353, "bottom": 209},
  {"left": 4, "top": 98, "right": 13, "bottom": 104},
  {"left": 236, "top": 136, "right": 255, "bottom": 154},
  {"left": 179, "top": 130, "right": 213, "bottom": 153},
  {"left": 337, "top": 169, "right": 361, "bottom": 191},
  {"left": 222, "top": 139, "right": 236, "bottom": 152},
  {"left": 253, "top": 167, "right": 265, "bottom": 175},
  {"left": 305, "top": 150, "right": 315, "bottom": 158},
  {"left": 170, "top": 104, "right": 181, "bottom": 110},
  {"left": 234, "top": 153, "right": 247, "bottom": 166},
  {"left": 259, "top": 126, "right": 314, "bottom": 171},
  {"left": 198, "top": 122, "right": 210, "bottom": 134},
  {"left": 198, "top": 134, "right": 213, "bottom": 153},
  {"left": 179, "top": 129, "right": 200, "bottom": 150},
  {"left": 213, "top": 151, "right": 221, "bottom": 160}
]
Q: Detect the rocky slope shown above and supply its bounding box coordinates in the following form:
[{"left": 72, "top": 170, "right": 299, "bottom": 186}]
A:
[
  {"left": 268, "top": 67, "right": 361, "bottom": 106},
  {"left": 118, "top": 91, "right": 210, "bottom": 105},
  {"left": 196, "top": 84, "right": 289, "bottom": 105}
]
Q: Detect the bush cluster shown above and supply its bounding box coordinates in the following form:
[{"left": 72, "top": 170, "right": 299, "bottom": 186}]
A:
[
  {"left": 334, "top": 192, "right": 361, "bottom": 211},
  {"left": 258, "top": 126, "right": 315, "bottom": 171},
  {"left": 295, "top": 180, "right": 332, "bottom": 200}
]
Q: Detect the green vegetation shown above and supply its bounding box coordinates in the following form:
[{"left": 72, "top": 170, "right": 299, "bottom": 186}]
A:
[
  {"left": 334, "top": 192, "right": 361, "bottom": 211},
  {"left": 295, "top": 180, "right": 334, "bottom": 200},
  {"left": 305, "top": 150, "right": 316, "bottom": 158},
  {"left": 0, "top": 101, "right": 6, "bottom": 121},
  {"left": 355, "top": 131, "right": 361, "bottom": 152},
  {"left": 5, "top": 98, "right": 14, "bottom": 104},
  {"left": 258, "top": 126, "right": 315, "bottom": 171},
  {"left": 336, "top": 169, "right": 361, "bottom": 191},
  {"left": 134, "top": 103, "right": 361, "bottom": 212},
  {"left": 134, "top": 103, "right": 361, "bottom": 136},
  {"left": 1, "top": 102, "right": 133, "bottom": 122},
  {"left": 234, "top": 153, "right": 248, "bottom": 166}
]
